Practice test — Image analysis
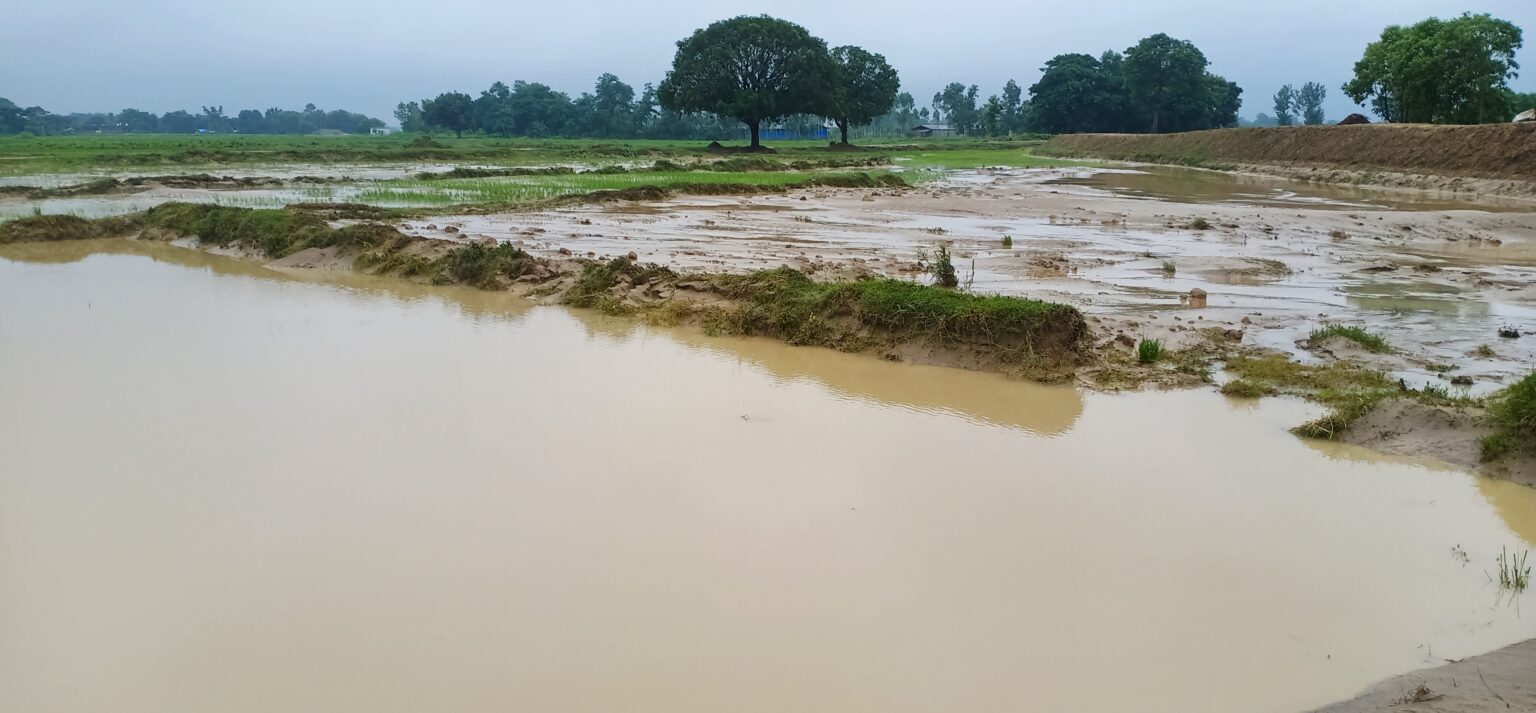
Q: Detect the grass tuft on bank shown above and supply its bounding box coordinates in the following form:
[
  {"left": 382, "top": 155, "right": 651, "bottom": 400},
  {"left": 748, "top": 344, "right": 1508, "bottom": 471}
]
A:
[{"left": 1481, "top": 372, "right": 1536, "bottom": 461}]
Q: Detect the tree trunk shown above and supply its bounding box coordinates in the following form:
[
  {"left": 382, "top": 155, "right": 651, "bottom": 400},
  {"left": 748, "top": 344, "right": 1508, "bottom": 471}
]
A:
[
  {"left": 455, "top": 128, "right": 463, "bottom": 139},
  {"left": 748, "top": 120, "right": 761, "bottom": 149},
  {"left": 838, "top": 119, "right": 850, "bottom": 145}
]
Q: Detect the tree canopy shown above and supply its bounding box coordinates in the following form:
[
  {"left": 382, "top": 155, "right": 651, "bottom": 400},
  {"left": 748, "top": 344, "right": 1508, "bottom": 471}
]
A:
[
  {"left": 828, "top": 45, "right": 900, "bottom": 145},
  {"left": 657, "top": 15, "right": 837, "bottom": 148},
  {"left": 422, "top": 92, "right": 474, "bottom": 138},
  {"left": 1026, "top": 36, "right": 1240, "bottom": 134},
  {"left": 1343, "top": 13, "right": 1524, "bottom": 123}
]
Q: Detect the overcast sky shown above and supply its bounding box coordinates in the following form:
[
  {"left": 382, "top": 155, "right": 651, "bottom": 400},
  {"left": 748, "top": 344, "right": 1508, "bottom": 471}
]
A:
[{"left": 3, "top": 0, "right": 1533, "bottom": 125}]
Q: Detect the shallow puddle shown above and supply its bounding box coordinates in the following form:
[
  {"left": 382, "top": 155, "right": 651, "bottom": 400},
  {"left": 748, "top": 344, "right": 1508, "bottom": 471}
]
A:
[{"left": 3, "top": 242, "right": 1536, "bottom": 713}]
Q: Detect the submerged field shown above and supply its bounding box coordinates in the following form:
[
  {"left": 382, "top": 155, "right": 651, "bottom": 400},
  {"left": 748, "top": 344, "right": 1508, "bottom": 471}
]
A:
[{"left": 3, "top": 130, "right": 1536, "bottom": 712}]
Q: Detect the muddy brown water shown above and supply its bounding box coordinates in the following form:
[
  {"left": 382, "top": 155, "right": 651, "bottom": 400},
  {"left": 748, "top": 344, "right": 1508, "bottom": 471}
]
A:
[{"left": 4, "top": 241, "right": 1536, "bottom": 713}]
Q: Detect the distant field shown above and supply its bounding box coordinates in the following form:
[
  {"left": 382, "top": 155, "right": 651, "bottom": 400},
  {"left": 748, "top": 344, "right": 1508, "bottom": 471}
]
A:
[{"left": 0, "top": 133, "right": 1059, "bottom": 175}]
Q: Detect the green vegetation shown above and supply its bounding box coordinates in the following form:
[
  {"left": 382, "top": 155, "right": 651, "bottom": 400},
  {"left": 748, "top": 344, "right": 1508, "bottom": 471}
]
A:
[
  {"left": 1273, "top": 82, "right": 1328, "bottom": 125},
  {"left": 657, "top": 17, "right": 840, "bottom": 149},
  {"left": 0, "top": 214, "right": 134, "bottom": 244},
  {"left": 1161, "top": 260, "right": 1176, "bottom": 276},
  {"left": 1291, "top": 391, "right": 1390, "bottom": 440},
  {"left": 0, "top": 97, "right": 383, "bottom": 136},
  {"left": 1344, "top": 13, "right": 1524, "bottom": 123},
  {"left": 564, "top": 257, "right": 677, "bottom": 314},
  {"left": 1137, "top": 338, "right": 1164, "bottom": 364},
  {"left": 1480, "top": 372, "right": 1536, "bottom": 461},
  {"left": 355, "top": 171, "right": 900, "bottom": 207},
  {"left": 828, "top": 46, "right": 901, "bottom": 146},
  {"left": 708, "top": 267, "right": 1085, "bottom": 353},
  {"left": 1225, "top": 354, "right": 1392, "bottom": 395},
  {"left": 1309, "top": 324, "right": 1392, "bottom": 353},
  {"left": 1028, "top": 35, "right": 1241, "bottom": 134},
  {"left": 1001, "top": 235, "right": 1013, "bottom": 248},
  {"left": 927, "top": 243, "right": 959, "bottom": 288},
  {"left": 1220, "top": 379, "right": 1276, "bottom": 398},
  {"left": 1491, "top": 547, "right": 1530, "bottom": 592}
]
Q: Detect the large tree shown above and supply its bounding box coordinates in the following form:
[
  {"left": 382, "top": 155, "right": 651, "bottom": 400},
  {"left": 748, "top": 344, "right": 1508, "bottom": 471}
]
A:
[
  {"left": 657, "top": 15, "right": 836, "bottom": 148},
  {"left": 1123, "top": 33, "right": 1212, "bottom": 133},
  {"left": 423, "top": 91, "right": 475, "bottom": 137},
  {"left": 827, "top": 45, "right": 899, "bottom": 145},
  {"left": 1343, "top": 13, "right": 1523, "bottom": 124},
  {"left": 1027, "top": 53, "right": 1123, "bottom": 133}
]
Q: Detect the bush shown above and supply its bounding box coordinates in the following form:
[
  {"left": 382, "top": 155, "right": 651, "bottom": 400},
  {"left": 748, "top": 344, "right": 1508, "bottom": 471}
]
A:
[{"left": 929, "top": 243, "right": 958, "bottom": 288}]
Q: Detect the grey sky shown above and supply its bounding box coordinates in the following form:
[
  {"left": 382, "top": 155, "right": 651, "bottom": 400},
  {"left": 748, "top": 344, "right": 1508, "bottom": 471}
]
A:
[{"left": 3, "top": 0, "right": 1533, "bottom": 125}]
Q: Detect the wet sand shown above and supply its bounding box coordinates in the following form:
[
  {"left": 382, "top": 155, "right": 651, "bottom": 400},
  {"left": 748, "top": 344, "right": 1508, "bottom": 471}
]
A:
[{"left": 3, "top": 245, "right": 1536, "bottom": 713}]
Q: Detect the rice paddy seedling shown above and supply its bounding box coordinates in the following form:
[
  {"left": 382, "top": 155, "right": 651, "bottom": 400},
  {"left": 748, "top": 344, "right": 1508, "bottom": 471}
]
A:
[{"left": 1137, "top": 337, "right": 1164, "bottom": 364}]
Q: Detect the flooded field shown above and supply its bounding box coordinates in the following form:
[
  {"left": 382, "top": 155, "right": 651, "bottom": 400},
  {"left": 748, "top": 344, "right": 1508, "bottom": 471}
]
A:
[{"left": 3, "top": 242, "right": 1535, "bottom": 713}]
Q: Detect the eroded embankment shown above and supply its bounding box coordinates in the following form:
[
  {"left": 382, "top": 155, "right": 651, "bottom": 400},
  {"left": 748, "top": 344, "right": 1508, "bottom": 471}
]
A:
[
  {"left": 0, "top": 203, "right": 1088, "bottom": 378},
  {"left": 1038, "top": 124, "right": 1536, "bottom": 195}
]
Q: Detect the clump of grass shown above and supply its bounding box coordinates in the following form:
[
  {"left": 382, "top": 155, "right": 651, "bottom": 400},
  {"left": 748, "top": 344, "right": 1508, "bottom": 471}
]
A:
[
  {"left": 1472, "top": 344, "right": 1497, "bottom": 358},
  {"left": 708, "top": 267, "right": 1085, "bottom": 354},
  {"left": 1309, "top": 323, "right": 1392, "bottom": 354},
  {"left": 0, "top": 213, "right": 133, "bottom": 244},
  {"left": 1490, "top": 547, "right": 1530, "bottom": 592},
  {"left": 1292, "top": 390, "right": 1388, "bottom": 440},
  {"left": 1417, "top": 383, "right": 1481, "bottom": 408},
  {"left": 1001, "top": 235, "right": 1013, "bottom": 248},
  {"left": 1220, "top": 379, "right": 1276, "bottom": 398},
  {"left": 1226, "top": 354, "right": 1392, "bottom": 393},
  {"left": 1161, "top": 260, "right": 1176, "bottom": 276},
  {"left": 1480, "top": 371, "right": 1536, "bottom": 461},
  {"left": 435, "top": 242, "right": 535, "bottom": 289},
  {"left": 1498, "top": 325, "right": 1522, "bottom": 339},
  {"left": 928, "top": 243, "right": 959, "bottom": 288},
  {"left": 1187, "top": 217, "right": 1211, "bottom": 230},
  {"left": 562, "top": 256, "right": 677, "bottom": 315},
  {"left": 1136, "top": 337, "right": 1164, "bottom": 364}
]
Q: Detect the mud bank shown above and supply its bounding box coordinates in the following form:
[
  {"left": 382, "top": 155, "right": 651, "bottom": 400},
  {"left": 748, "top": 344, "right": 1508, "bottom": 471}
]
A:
[
  {"left": 1039, "top": 124, "right": 1536, "bottom": 197},
  {"left": 1310, "top": 636, "right": 1536, "bottom": 712},
  {"left": 5, "top": 173, "right": 1532, "bottom": 483},
  {"left": 0, "top": 203, "right": 1090, "bottom": 379}
]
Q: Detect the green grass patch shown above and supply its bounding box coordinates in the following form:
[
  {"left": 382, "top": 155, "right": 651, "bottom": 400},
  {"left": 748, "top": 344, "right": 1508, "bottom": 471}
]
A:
[
  {"left": 708, "top": 267, "right": 1085, "bottom": 354},
  {"left": 1137, "top": 338, "right": 1164, "bottom": 364},
  {"left": 1309, "top": 324, "right": 1393, "bottom": 353},
  {"left": 563, "top": 257, "right": 678, "bottom": 315},
  {"left": 1481, "top": 371, "right": 1536, "bottom": 461}
]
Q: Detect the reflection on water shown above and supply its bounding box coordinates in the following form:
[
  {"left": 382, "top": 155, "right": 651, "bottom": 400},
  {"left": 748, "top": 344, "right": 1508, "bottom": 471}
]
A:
[
  {"left": 1050, "top": 167, "right": 1534, "bottom": 212},
  {"left": 4, "top": 243, "right": 1536, "bottom": 713}
]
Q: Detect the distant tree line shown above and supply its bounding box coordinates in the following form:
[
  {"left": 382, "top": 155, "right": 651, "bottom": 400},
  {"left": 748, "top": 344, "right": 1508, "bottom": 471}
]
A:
[
  {"left": 0, "top": 99, "right": 385, "bottom": 135},
  {"left": 1272, "top": 82, "right": 1328, "bottom": 125}
]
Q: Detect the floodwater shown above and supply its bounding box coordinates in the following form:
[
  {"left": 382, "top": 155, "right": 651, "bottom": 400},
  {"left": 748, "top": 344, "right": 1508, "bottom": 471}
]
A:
[
  {"left": 3, "top": 242, "right": 1536, "bottom": 713},
  {"left": 1046, "top": 166, "right": 1536, "bottom": 212}
]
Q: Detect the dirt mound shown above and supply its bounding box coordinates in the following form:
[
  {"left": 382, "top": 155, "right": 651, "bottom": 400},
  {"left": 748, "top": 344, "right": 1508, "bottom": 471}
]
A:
[
  {"left": 1337, "top": 113, "right": 1371, "bottom": 126},
  {"left": 1038, "top": 123, "right": 1536, "bottom": 180}
]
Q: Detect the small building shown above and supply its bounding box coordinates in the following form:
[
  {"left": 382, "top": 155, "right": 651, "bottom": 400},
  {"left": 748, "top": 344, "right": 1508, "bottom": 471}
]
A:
[
  {"left": 370, "top": 126, "right": 397, "bottom": 136},
  {"left": 743, "top": 122, "right": 830, "bottom": 141},
  {"left": 911, "top": 124, "right": 957, "bottom": 138}
]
